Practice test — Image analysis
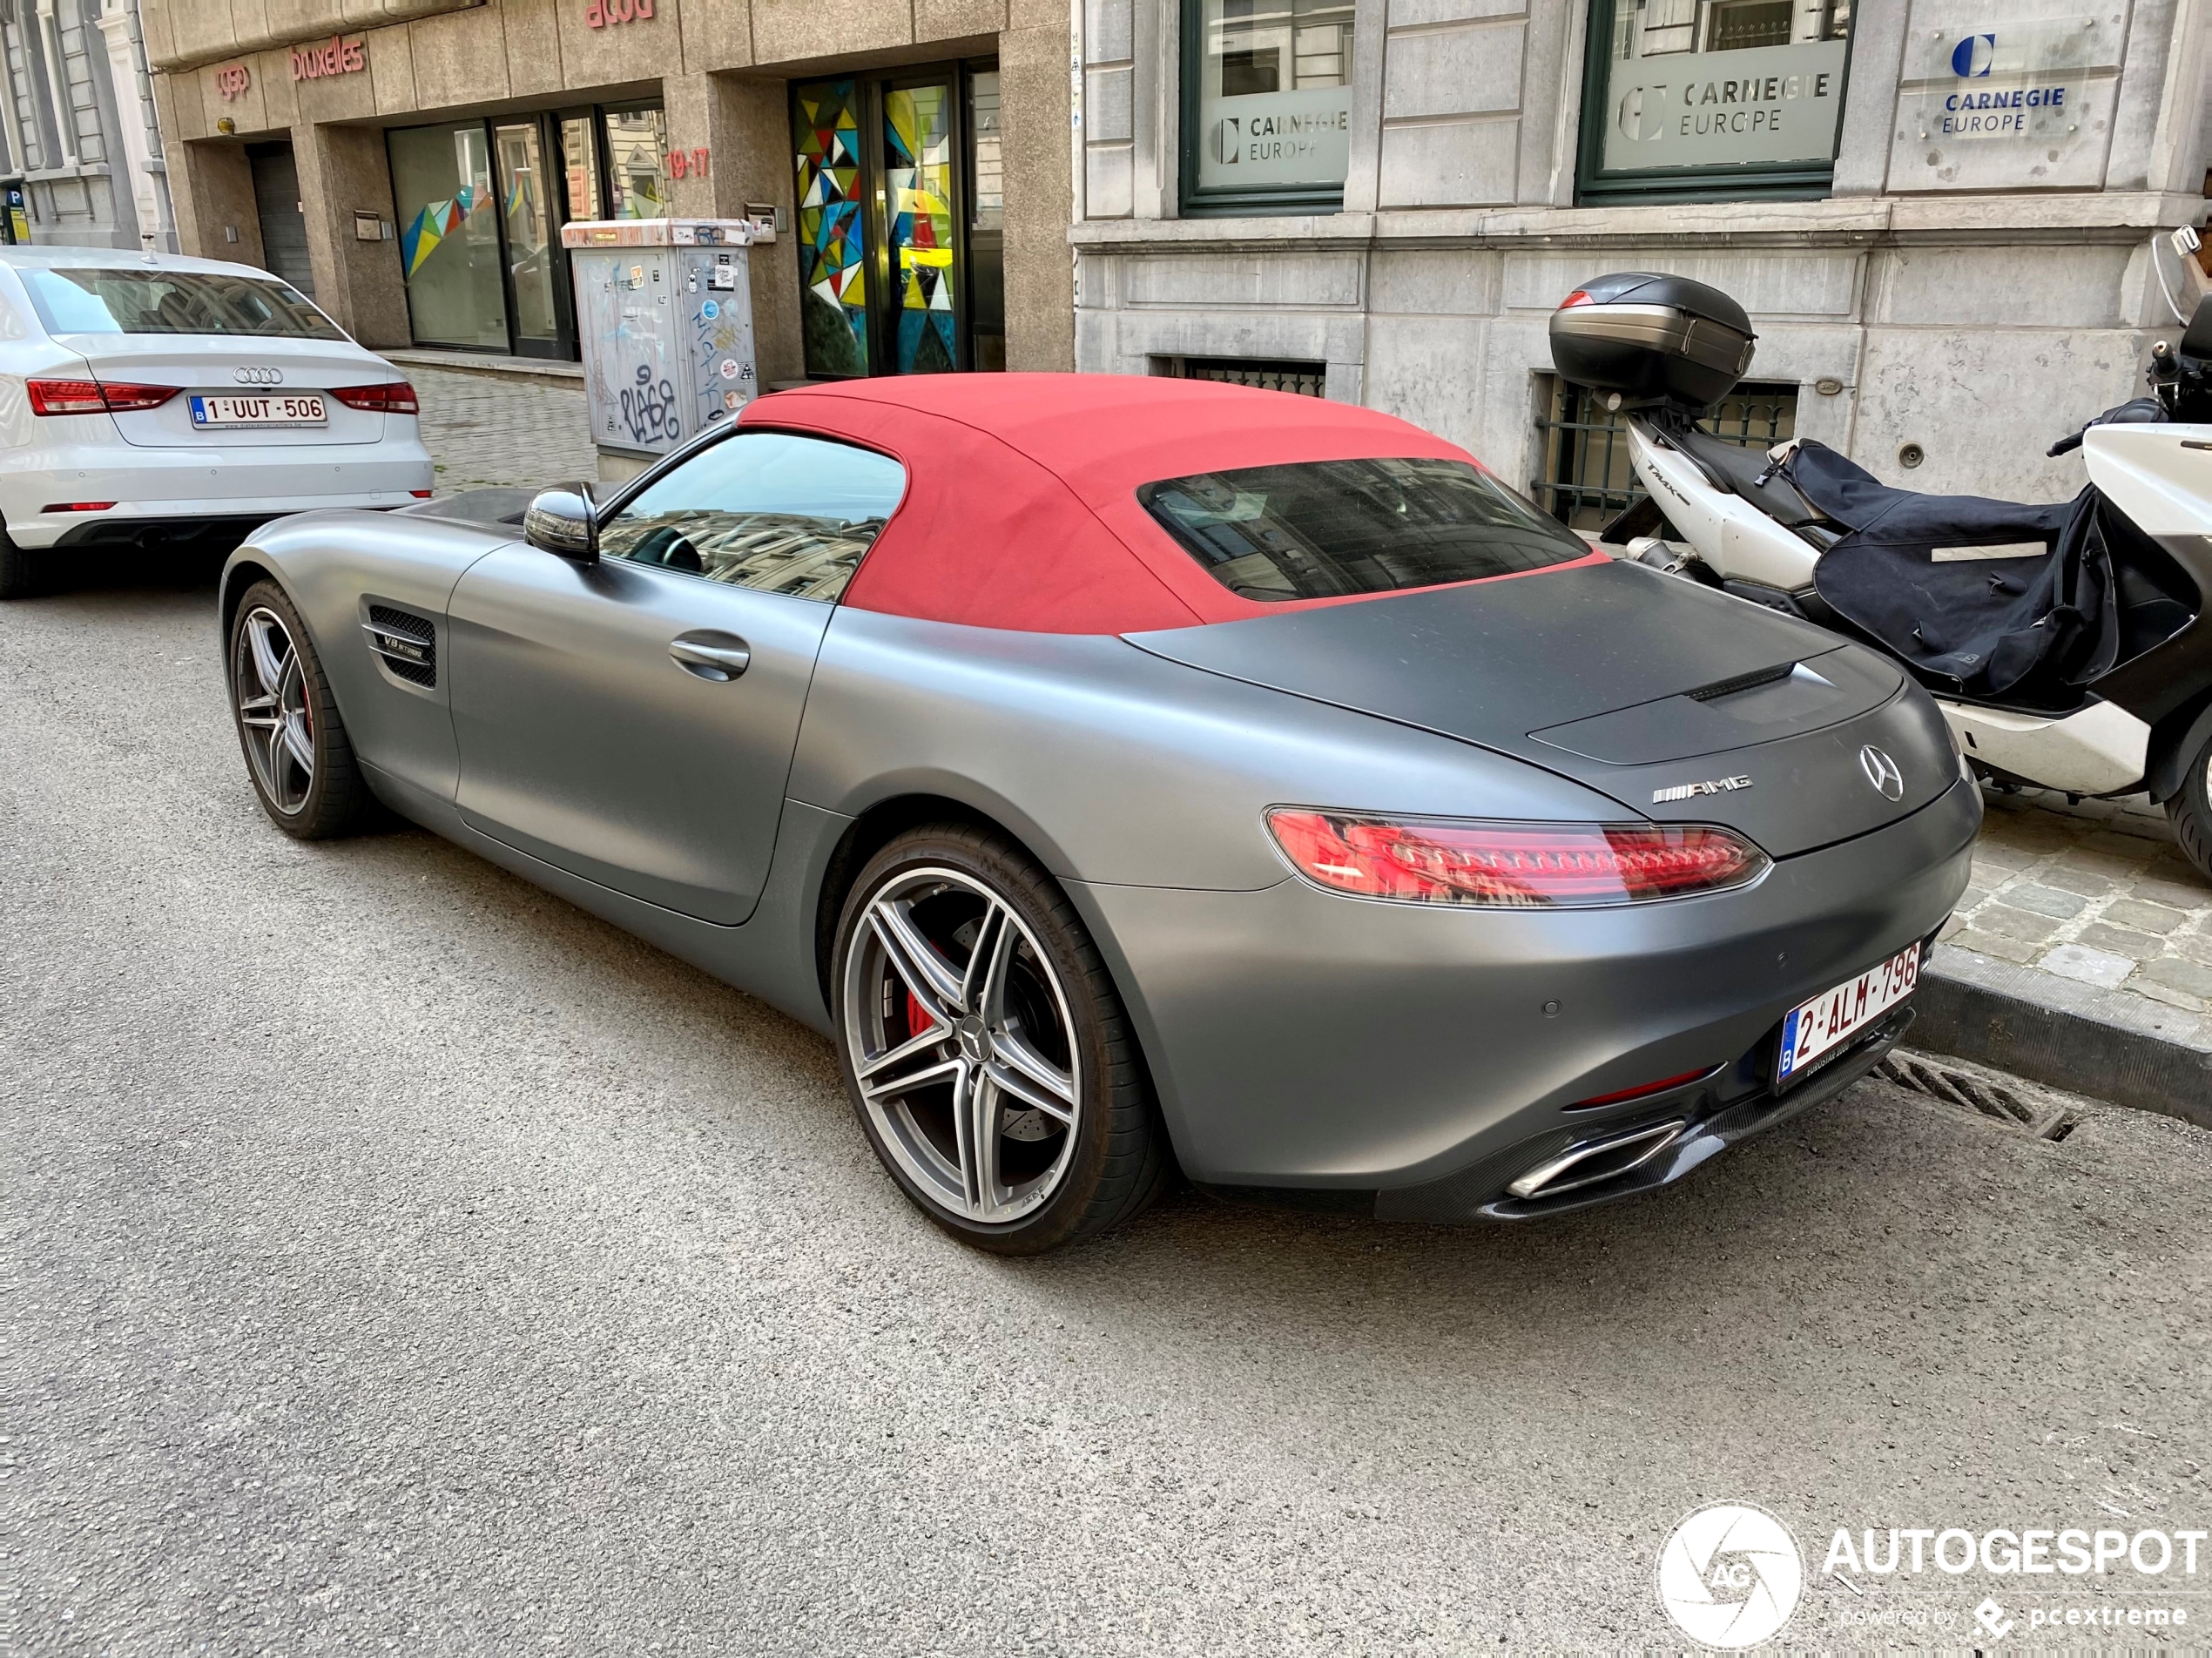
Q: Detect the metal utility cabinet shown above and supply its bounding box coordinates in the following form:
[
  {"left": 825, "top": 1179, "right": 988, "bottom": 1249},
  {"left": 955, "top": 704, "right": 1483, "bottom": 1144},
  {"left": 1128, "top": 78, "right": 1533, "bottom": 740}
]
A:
[{"left": 560, "top": 218, "right": 774, "bottom": 471}]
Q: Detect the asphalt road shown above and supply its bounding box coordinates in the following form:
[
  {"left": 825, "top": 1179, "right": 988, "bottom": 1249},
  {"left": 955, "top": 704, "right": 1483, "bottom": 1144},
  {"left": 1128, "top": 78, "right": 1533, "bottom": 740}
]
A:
[{"left": 7, "top": 563, "right": 2209, "bottom": 1655}]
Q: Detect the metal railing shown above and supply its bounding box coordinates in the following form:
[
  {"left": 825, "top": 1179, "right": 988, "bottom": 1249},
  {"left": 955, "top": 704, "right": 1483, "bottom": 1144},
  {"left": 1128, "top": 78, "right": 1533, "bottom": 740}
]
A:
[{"left": 1531, "top": 377, "right": 1797, "bottom": 532}]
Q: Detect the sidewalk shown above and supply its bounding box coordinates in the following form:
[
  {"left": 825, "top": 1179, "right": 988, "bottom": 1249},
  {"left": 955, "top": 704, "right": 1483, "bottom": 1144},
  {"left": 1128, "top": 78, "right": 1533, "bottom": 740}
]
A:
[
  {"left": 1922, "top": 786, "right": 2212, "bottom": 1122},
  {"left": 410, "top": 363, "right": 597, "bottom": 496},
  {"left": 1944, "top": 789, "right": 2212, "bottom": 1014}
]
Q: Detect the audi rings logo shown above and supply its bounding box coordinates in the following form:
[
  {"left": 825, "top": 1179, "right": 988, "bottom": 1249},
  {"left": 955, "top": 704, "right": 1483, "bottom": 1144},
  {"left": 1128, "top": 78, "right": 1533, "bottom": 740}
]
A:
[
  {"left": 1859, "top": 745, "right": 1905, "bottom": 801},
  {"left": 233, "top": 366, "right": 284, "bottom": 385},
  {"left": 1658, "top": 1502, "right": 1804, "bottom": 1648}
]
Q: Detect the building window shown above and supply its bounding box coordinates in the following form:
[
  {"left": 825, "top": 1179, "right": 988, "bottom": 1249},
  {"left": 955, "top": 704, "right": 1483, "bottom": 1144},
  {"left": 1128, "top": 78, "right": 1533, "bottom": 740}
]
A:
[
  {"left": 1180, "top": 0, "right": 1354, "bottom": 217},
  {"left": 601, "top": 105, "right": 669, "bottom": 219},
  {"left": 1158, "top": 356, "right": 1327, "bottom": 395},
  {"left": 1575, "top": 0, "right": 1852, "bottom": 204},
  {"left": 1531, "top": 375, "right": 1796, "bottom": 531}
]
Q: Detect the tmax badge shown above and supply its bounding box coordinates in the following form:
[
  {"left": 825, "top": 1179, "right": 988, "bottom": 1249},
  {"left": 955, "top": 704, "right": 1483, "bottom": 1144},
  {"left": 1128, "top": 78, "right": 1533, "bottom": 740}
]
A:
[{"left": 1653, "top": 775, "right": 1751, "bottom": 805}]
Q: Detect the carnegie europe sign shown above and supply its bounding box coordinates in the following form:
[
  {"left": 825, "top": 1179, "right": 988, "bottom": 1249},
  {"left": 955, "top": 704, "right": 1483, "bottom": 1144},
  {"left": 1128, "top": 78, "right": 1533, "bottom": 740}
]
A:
[
  {"left": 1895, "top": 18, "right": 2107, "bottom": 143},
  {"left": 1603, "top": 38, "right": 1849, "bottom": 172}
]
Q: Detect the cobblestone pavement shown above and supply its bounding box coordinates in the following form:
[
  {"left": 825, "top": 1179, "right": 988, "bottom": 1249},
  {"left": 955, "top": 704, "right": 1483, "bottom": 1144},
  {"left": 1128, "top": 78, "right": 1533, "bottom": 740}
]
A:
[
  {"left": 401, "top": 365, "right": 2212, "bottom": 1024},
  {"left": 1943, "top": 786, "right": 2212, "bottom": 1014},
  {"left": 412, "top": 366, "right": 598, "bottom": 495}
]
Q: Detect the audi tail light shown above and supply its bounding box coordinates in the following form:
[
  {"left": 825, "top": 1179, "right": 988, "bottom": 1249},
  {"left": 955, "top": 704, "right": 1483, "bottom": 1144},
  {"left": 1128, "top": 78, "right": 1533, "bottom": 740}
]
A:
[
  {"left": 1557, "top": 289, "right": 1595, "bottom": 308},
  {"left": 331, "top": 381, "right": 419, "bottom": 414},
  {"left": 1264, "top": 809, "right": 1769, "bottom": 907},
  {"left": 26, "top": 378, "right": 179, "bottom": 416}
]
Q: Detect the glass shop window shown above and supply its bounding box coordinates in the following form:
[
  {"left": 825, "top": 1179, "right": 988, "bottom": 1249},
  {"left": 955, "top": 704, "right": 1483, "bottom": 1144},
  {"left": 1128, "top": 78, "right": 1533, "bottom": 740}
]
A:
[
  {"left": 1183, "top": 0, "right": 1355, "bottom": 215},
  {"left": 1576, "top": 0, "right": 1852, "bottom": 204},
  {"left": 603, "top": 106, "right": 671, "bottom": 219}
]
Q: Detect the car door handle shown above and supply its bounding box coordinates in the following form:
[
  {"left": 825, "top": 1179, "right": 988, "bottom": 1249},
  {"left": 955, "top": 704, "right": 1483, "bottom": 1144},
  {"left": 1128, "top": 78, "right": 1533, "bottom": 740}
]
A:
[{"left": 668, "top": 633, "right": 752, "bottom": 681}]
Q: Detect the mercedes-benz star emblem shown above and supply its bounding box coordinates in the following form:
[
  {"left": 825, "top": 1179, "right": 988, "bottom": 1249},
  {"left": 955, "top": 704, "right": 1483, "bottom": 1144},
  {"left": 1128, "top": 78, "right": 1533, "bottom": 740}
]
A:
[
  {"left": 1858, "top": 745, "right": 1905, "bottom": 801},
  {"left": 233, "top": 366, "right": 283, "bottom": 385}
]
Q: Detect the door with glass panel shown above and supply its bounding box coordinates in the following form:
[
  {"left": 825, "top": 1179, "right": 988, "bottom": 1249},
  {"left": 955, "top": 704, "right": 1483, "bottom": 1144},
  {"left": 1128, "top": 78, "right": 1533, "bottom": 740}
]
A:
[
  {"left": 880, "top": 76, "right": 959, "bottom": 374},
  {"left": 493, "top": 119, "right": 569, "bottom": 359},
  {"left": 389, "top": 122, "right": 509, "bottom": 351},
  {"left": 792, "top": 64, "right": 1002, "bottom": 378}
]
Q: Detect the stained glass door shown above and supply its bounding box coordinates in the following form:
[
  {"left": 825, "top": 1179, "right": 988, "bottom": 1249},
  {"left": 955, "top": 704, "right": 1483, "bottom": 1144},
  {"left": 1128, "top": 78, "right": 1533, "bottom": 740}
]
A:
[
  {"left": 882, "top": 81, "right": 958, "bottom": 374},
  {"left": 794, "top": 78, "right": 871, "bottom": 378}
]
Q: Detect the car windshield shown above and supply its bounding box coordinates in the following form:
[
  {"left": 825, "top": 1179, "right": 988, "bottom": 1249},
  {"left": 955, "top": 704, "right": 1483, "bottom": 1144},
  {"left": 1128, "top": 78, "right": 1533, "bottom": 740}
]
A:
[
  {"left": 1139, "top": 456, "right": 1591, "bottom": 601},
  {"left": 17, "top": 268, "right": 346, "bottom": 340}
]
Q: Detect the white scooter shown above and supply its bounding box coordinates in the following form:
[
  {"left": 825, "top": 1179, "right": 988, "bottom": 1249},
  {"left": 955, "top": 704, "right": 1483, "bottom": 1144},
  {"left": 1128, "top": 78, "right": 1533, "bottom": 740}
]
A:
[{"left": 1548, "top": 259, "right": 2212, "bottom": 883}]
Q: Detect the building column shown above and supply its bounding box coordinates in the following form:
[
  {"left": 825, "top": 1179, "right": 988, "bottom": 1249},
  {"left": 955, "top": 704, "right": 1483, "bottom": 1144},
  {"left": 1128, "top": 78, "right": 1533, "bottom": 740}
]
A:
[
  {"left": 1001, "top": 6, "right": 1076, "bottom": 371},
  {"left": 667, "top": 67, "right": 806, "bottom": 388},
  {"left": 293, "top": 120, "right": 409, "bottom": 349},
  {"left": 170, "top": 135, "right": 266, "bottom": 269}
]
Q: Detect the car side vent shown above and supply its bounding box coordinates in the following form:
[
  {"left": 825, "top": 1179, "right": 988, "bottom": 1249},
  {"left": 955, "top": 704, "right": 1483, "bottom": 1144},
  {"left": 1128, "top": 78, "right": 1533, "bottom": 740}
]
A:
[{"left": 365, "top": 604, "right": 436, "bottom": 687}]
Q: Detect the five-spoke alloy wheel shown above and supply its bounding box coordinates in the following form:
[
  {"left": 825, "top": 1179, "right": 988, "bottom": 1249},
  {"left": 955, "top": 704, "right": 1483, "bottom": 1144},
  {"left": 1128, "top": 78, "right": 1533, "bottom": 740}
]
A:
[
  {"left": 235, "top": 604, "right": 318, "bottom": 815},
  {"left": 227, "top": 579, "right": 368, "bottom": 839},
  {"left": 834, "top": 825, "right": 1170, "bottom": 1253}
]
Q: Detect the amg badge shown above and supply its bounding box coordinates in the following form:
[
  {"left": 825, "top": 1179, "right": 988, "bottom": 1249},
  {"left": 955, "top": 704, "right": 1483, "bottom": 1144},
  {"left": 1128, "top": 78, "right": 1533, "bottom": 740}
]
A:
[{"left": 1652, "top": 775, "right": 1752, "bottom": 805}]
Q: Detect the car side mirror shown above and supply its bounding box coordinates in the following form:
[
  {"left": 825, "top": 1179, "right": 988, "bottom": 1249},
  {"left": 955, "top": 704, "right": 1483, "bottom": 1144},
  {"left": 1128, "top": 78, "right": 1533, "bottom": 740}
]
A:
[{"left": 523, "top": 488, "right": 597, "bottom": 563}]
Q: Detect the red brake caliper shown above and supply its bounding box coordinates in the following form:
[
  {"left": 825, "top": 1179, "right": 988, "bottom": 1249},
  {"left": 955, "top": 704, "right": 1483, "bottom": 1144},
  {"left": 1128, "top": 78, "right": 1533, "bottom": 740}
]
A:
[{"left": 905, "top": 991, "right": 931, "bottom": 1039}]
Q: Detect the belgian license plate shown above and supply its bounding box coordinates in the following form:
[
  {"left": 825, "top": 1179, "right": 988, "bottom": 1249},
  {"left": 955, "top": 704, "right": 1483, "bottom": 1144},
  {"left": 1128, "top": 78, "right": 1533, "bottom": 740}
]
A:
[
  {"left": 1776, "top": 942, "right": 1922, "bottom": 1086},
  {"left": 189, "top": 393, "right": 327, "bottom": 428}
]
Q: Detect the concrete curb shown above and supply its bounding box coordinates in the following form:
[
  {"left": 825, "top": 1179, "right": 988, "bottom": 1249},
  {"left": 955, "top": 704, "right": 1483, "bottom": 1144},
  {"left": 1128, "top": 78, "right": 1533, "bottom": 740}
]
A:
[
  {"left": 1916, "top": 945, "right": 2212, "bottom": 1129},
  {"left": 386, "top": 348, "right": 586, "bottom": 387}
]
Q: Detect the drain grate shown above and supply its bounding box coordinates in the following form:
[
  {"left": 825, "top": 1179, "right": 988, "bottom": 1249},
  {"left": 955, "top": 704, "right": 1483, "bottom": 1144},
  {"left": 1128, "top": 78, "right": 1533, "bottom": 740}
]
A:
[{"left": 1875, "top": 1050, "right": 2077, "bottom": 1141}]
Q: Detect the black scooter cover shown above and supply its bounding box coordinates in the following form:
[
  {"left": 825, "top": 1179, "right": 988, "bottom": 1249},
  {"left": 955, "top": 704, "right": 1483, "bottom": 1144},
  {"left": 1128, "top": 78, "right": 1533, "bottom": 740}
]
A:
[{"left": 1790, "top": 441, "right": 2120, "bottom": 698}]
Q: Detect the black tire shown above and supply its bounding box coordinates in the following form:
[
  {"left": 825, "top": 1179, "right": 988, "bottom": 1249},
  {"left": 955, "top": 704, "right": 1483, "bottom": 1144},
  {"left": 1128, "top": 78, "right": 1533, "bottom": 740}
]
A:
[
  {"left": 833, "top": 822, "right": 1173, "bottom": 1255},
  {"left": 2166, "top": 730, "right": 2212, "bottom": 885},
  {"left": 227, "top": 579, "right": 371, "bottom": 839},
  {"left": 0, "top": 527, "right": 44, "bottom": 600}
]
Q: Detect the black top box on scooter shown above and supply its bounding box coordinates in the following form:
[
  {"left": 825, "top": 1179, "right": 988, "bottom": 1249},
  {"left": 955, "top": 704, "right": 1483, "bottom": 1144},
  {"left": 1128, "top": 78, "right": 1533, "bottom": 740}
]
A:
[{"left": 1548, "top": 273, "right": 1757, "bottom": 412}]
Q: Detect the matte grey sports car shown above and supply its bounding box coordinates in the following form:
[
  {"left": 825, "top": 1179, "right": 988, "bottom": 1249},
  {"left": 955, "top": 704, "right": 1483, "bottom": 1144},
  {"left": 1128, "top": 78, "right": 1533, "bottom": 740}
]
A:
[{"left": 221, "top": 374, "right": 1979, "bottom": 1253}]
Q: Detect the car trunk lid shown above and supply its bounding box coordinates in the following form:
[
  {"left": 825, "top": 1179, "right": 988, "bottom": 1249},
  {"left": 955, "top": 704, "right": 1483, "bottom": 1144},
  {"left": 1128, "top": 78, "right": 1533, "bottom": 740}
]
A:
[
  {"left": 1123, "top": 559, "right": 1958, "bottom": 858},
  {"left": 57, "top": 334, "right": 395, "bottom": 448}
]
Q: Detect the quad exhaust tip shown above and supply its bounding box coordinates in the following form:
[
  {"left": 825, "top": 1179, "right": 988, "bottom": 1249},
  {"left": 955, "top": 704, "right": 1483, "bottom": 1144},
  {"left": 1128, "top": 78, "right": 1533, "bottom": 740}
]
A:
[{"left": 1507, "top": 1119, "right": 1686, "bottom": 1201}]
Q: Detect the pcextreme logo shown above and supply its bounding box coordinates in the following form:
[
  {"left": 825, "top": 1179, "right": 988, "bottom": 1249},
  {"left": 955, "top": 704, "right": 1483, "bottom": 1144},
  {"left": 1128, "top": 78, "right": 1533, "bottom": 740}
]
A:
[{"left": 1657, "top": 1502, "right": 1804, "bottom": 1648}]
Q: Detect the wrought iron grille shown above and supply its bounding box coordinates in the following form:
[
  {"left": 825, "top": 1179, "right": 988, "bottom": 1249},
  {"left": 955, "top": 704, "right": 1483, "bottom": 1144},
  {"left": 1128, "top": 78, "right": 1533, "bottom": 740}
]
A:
[
  {"left": 1163, "top": 357, "right": 1327, "bottom": 398},
  {"left": 1531, "top": 376, "right": 1798, "bottom": 532}
]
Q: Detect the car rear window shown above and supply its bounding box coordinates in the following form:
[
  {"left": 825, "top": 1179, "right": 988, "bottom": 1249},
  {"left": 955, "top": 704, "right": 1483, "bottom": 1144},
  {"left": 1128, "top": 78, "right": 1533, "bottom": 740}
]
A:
[
  {"left": 1138, "top": 457, "right": 1591, "bottom": 602},
  {"left": 18, "top": 269, "right": 345, "bottom": 340}
]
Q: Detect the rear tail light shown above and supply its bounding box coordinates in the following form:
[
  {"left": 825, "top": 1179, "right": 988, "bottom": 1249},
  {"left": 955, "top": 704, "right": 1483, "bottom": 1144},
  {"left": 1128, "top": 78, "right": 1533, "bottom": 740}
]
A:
[
  {"left": 26, "top": 378, "right": 179, "bottom": 415},
  {"left": 1264, "top": 809, "right": 1769, "bottom": 907},
  {"left": 1558, "top": 289, "right": 1595, "bottom": 308},
  {"left": 98, "top": 381, "right": 183, "bottom": 412},
  {"left": 408, "top": 489, "right": 434, "bottom": 498},
  {"left": 42, "top": 501, "right": 116, "bottom": 514},
  {"left": 331, "top": 381, "right": 419, "bottom": 414}
]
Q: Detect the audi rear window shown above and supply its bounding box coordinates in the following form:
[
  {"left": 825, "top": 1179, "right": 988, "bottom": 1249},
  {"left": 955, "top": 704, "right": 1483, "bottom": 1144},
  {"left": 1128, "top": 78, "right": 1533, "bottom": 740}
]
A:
[
  {"left": 1138, "top": 457, "right": 1591, "bottom": 602},
  {"left": 19, "top": 269, "right": 345, "bottom": 340}
]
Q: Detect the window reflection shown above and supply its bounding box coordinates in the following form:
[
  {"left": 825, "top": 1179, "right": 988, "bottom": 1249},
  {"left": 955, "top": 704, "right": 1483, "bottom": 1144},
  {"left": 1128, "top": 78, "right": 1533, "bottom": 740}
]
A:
[
  {"left": 603, "top": 106, "right": 669, "bottom": 219},
  {"left": 599, "top": 432, "right": 907, "bottom": 603}
]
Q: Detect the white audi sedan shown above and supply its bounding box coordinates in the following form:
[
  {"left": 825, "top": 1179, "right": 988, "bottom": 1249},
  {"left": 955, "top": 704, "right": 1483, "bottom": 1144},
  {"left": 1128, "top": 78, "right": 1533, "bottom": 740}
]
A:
[{"left": 0, "top": 246, "right": 434, "bottom": 597}]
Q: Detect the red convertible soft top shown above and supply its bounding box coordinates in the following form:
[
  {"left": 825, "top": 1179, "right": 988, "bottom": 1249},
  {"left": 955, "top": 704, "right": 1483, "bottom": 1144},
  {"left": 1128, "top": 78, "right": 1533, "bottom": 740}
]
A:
[{"left": 738, "top": 373, "right": 1594, "bottom": 634}]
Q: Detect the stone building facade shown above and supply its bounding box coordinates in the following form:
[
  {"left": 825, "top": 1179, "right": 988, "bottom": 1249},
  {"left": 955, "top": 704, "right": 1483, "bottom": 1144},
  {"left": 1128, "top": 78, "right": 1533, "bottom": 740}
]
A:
[
  {"left": 1071, "top": 0, "right": 2212, "bottom": 507},
  {"left": 1, "top": 0, "right": 177, "bottom": 249},
  {"left": 144, "top": 0, "right": 1075, "bottom": 386}
]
